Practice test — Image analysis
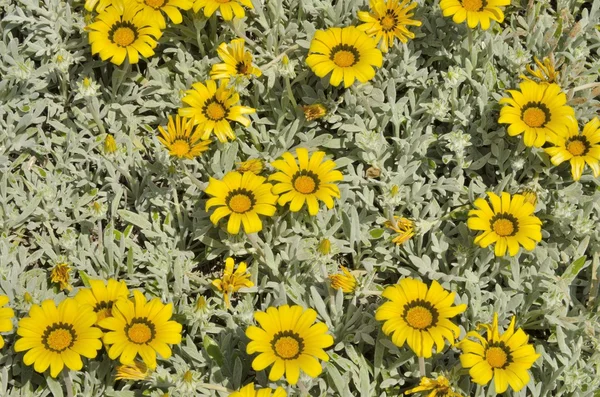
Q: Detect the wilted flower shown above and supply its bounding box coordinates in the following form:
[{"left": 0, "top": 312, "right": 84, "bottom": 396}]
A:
[
  {"left": 236, "top": 158, "right": 264, "bottom": 174},
  {"left": 317, "top": 238, "right": 332, "bottom": 256},
  {"left": 405, "top": 376, "right": 464, "bottom": 397},
  {"left": 521, "top": 56, "right": 559, "bottom": 84},
  {"left": 329, "top": 266, "right": 357, "bottom": 293},
  {"left": 519, "top": 189, "right": 538, "bottom": 207},
  {"left": 212, "top": 257, "right": 254, "bottom": 307},
  {"left": 115, "top": 360, "right": 150, "bottom": 381},
  {"left": 50, "top": 263, "right": 72, "bottom": 292},
  {"left": 385, "top": 216, "right": 415, "bottom": 245},
  {"left": 302, "top": 103, "right": 327, "bottom": 121}
]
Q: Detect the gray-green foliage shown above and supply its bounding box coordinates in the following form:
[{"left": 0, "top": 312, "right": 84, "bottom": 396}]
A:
[{"left": 1, "top": 0, "right": 600, "bottom": 395}]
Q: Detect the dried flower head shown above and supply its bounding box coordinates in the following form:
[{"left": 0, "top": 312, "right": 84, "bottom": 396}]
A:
[
  {"left": 50, "top": 263, "right": 72, "bottom": 292},
  {"left": 385, "top": 216, "right": 415, "bottom": 245}
]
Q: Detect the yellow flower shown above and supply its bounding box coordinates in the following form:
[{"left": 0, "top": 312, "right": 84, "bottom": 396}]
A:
[
  {"left": 236, "top": 158, "right": 264, "bottom": 174},
  {"left": 99, "top": 290, "right": 183, "bottom": 369},
  {"left": 521, "top": 56, "right": 559, "bottom": 84},
  {"left": 87, "top": 0, "right": 162, "bottom": 66},
  {"left": 115, "top": 360, "right": 150, "bottom": 381},
  {"left": 459, "top": 313, "right": 540, "bottom": 393},
  {"left": 246, "top": 305, "right": 334, "bottom": 385},
  {"left": 385, "top": 216, "right": 414, "bottom": 245},
  {"left": 136, "top": 0, "right": 193, "bottom": 29},
  {"left": 329, "top": 267, "right": 357, "bottom": 294},
  {"left": 545, "top": 117, "right": 600, "bottom": 181},
  {"left": 357, "top": 0, "right": 422, "bottom": 52},
  {"left": 75, "top": 279, "right": 130, "bottom": 324},
  {"left": 179, "top": 79, "right": 256, "bottom": 143},
  {"left": 104, "top": 134, "right": 118, "bottom": 153},
  {"left": 405, "top": 376, "right": 464, "bottom": 397},
  {"left": 192, "top": 0, "right": 253, "bottom": 20},
  {"left": 467, "top": 192, "right": 542, "bottom": 257},
  {"left": 317, "top": 238, "right": 331, "bottom": 255},
  {"left": 195, "top": 296, "right": 207, "bottom": 312},
  {"left": 375, "top": 278, "right": 467, "bottom": 358},
  {"left": 302, "top": 104, "right": 327, "bottom": 121},
  {"left": 439, "top": 0, "right": 510, "bottom": 30},
  {"left": 230, "top": 383, "right": 287, "bottom": 397},
  {"left": 518, "top": 189, "right": 538, "bottom": 207},
  {"left": 0, "top": 295, "right": 15, "bottom": 349},
  {"left": 498, "top": 81, "right": 576, "bottom": 147},
  {"left": 212, "top": 257, "right": 254, "bottom": 307},
  {"left": 50, "top": 263, "right": 72, "bottom": 292},
  {"left": 269, "top": 148, "right": 343, "bottom": 216},
  {"left": 24, "top": 292, "right": 34, "bottom": 304},
  {"left": 157, "top": 115, "right": 211, "bottom": 159},
  {"left": 210, "top": 38, "right": 262, "bottom": 80},
  {"left": 85, "top": 0, "right": 112, "bottom": 12},
  {"left": 306, "top": 26, "right": 383, "bottom": 88},
  {"left": 14, "top": 298, "right": 103, "bottom": 378}
]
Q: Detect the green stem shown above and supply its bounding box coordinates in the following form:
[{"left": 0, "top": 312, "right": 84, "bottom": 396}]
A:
[
  {"left": 418, "top": 356, "right": 426, "bottom": 378},
  {"left": 197, "top": 383, "right": 234, "bottom": 393}
]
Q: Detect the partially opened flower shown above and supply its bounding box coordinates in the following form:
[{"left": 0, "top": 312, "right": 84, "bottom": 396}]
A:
[
  {"left": 50, "top": 263, "right": 72, "bottom": 292},
  {"left": 210, "top": 38, "right": 262, "bottom": 80},
  {"left": 0, "top": 295, "right": 14, "bottom": 349},
  {"left": 375, "top": 278, "right": 467, "bottom": 358},
  {"left": 498, "top": 81, "right": 576, "bottom": 147},
  {"left": 230, "top": 383, "right": 287, "bottom": 397},
  {"left": 357, "top": 0, "right": 422, "bottom": 52},
  {"left": 179, "top": 79, "right": 256, "bottom": 142},
  {"left": 459, "top": 313, "right": 540, "bottom": 393},
  {"left": 246, "top": 305, "right": 334, "bottom": 385},
  {"left": 440, "top": 0, "right": 510, "bottom": 30},
  {"left": 115, "top": 360, "right": 150, "bottom": 381},
  {"left": 405, "top": 376, "right": 464, "bottom": 397},
  {"left": 385, "top": 216, "right": 415, "bottom": 245},
  {"left": 269, "top": 148, "right": 343, "bottom": 215},
  {"left": 212, "top": 257, "right": 254, "bottom": 307},
  {"left": 236, "top": 159, "right": 264, "bottom": 174},
  {"left": 14, "top": 298, "right": 103, "bottom": 377},
  {"left": 205, "top": 171, "right": 278, "bottom": 234},
  {"left": 136, "top": 0, "right": 193, "bottom": 29},
  {"left": 193, "top": 0, "right": 253, "bottom": 20},
  {"left": 87, "top": 0, "right": 162, "bottom": 66},
  {"left": 329, "top": 266, "right": 357, "bottom": 294},
  {"left": 467, "top": 192, "right": 542, "bottom": 256},
  {"left": 99, "top": 290, "right": 183, "bottom": 369},
  {"left": 157, "top": 115, "right": 211, "bottom": 159},
  {"left": 521, "top": 56, "right": 559, "bottom": 84},
  {"left": 306, "top": 26, "right": 383, "bottom": 88},
  {"left": 545, "top": 117, "right": 600, "bottom": 181},
  {"left": 75, "top": 278, "right": 130, "bottom": 323}
]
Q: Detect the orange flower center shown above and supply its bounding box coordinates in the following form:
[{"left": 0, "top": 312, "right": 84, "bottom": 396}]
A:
[
  {"left": 127, "top": 320, "right": 154, "bottom": 344},
  {"left": 145, "top": 0, "right": 165, "bottom": 8},
  {"left": 272, "top": 332, "right": 303, "bottom": 359},
  {"left": 294, "top": 175, "right": 317, "bottom": 194},
  {"left": 462, "top": 0, "right": 484, "bottom": 12},
  {"left": 113, "top": 27, "right": 136, "bottom": 47},
  {"left": 171, "top": 140, "right": 191, "bottom": 157},
  {"left": 522, "top": 107, "right": 547, "bottom": 128},
  {"left": 492, "top": 218, "right": 515, "bottom": 237},
  {"left": 333, "top": 50, "right": 356, "bottom": 67},
  {"left": 205, "top": 102, "right": 227, "bottom": 121},
  {"left": 486, "top": 346, "right": 508, "bottom": 368},
  {"left": 405, "top": 306, "right": 433, "bottom": 330},
  {"left": 566, "top": 140, "right": 586, "bottom": 156},
  {"left": 380, "top": 14, "right": 396, "bottom": 31},
  {"left": 228, "top": 194, "right": 252, "bottom": 213},
  {"left": 45, "top": 327, "right": 75, "bottom": 352}
]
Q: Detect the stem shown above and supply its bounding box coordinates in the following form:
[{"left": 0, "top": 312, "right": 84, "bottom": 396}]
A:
[
  {"left": 111, "top": 59, "right": 130, "bottom": 101},
  {"left": 467, "top": 28, "right": 473, "bottom": 54},
  {"left": 587, "top": 252, "right": 599, "bottom": 309},
  {"left": 284, "top": 76, "right": 298, "bottom": 108},
  {"left": 418, "top": 356, "right": 426, "bottom": 378},
  {"left": 572, "top": 82, "right": 600, "bottom": 93},
  {"left": 320, "top": 259, "right": 338, "bottom": 317},
  {"left": 63, "top": 369, "right": 74, "bottom": 397},
  {"left": 197, "top": 382, "right": 234, "bottom": 393},
  {"left": 262, "top": 44, "right": 300, "bottom": 70},
  {"left": 97, "top": 219, "right": 103, "bottom": 250}
]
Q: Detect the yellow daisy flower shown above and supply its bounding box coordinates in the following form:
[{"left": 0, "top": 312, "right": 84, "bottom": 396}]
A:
[
  {"left": 14, "top": 298, "right": 103, "bottom": 378},
  {"left": 230, "top": 383, "right": 287, "bottom": 397},
  {"left": 212, "top": 257, "right": 254, "bottom": 307},
  {"left": 0, "top": 295, "right": 15, "bottom": 349},
  {"left": 384, "top": 216, "right": 415, "bottom": 245},
  {"left": 467, "top": 192, "right": 542, "bottom": 257},
  {"left": 85, "top": 0, "right": 112, "bottom": 12},
  {"left": 405, "top": 376, "right": 464, "bottom": 397},
  {"left": 115, "top": 360, "right": 151, "bottom": 381},
  {"left": 329, "top": 266, "right": 357, "bottom": 294},
  {"left": 302, "top": 103, "right": 328, "bottom": 121},
  {"left": 179, "top": 79, "right": 256, "bottom": 143},
  {"left": 210, "top": 38, "right": 262, "bottom": 80},
  {"left": 75, "top": 279, "right": 130, "bottom": 324},
  {"left": 136, "top": 0, "right": 193, "bottom": 29},
  {"left": 521, "top": 56, "right": 559, "bottom": 84},
  {"left": 545, "top": 117, "right": 600, "bottom": 181},
  {"left": 306, "top": 26, "right": 383, "bottom": 88},
  {"left": 87, "top": 0, "right": 162, "bottom": 66},
  {"left": 50, "top": 263, "right": 72, "bottom": 292},
  {"left": 269, "top": 148, "right": 343, "bottom": 216},
  {"left": 246, "top": 305, "right": 334, "bottom": 385},
  {"left": 205, "top": 171, "right": 278, "bottom": 235},
  {"left": 192, "top": 0, "right": 253, "bottom": 20},
  {"left": 439, "top": 0, "right": 510, "bottom": 30},
  {"left": 375, "top": 278, "right": 467, "bottom": 358},
  {"left": 157, "top": 115, "right": 211, "bottom": 159},
  {"left": 236, "top": 158, "right": 264, "bottom": 174},
  {"left": 98, "top": 290, "right": 183, "bottom": 369},
  {"left": 459, "top": 313, "right": 540, "bottom": 393},
  {"left": 498, "top": 81, "right": 576, "bottom": 147},
  {"left": 357, "top": 0, "right": 422, "bottom": 53}
]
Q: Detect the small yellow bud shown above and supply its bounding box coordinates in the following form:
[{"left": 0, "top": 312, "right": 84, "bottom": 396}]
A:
[
  {"left": 195, "top": 296, "right": 207, "bottom": 312},
  {"left": 390, "top": 185, "right": 400, "bottom": 197},
  {"left": 24, "top": 292, "right": 33, "bottom": 303},
  {"left": 282, "top": 55, "right": 289, "bottom": 65},
  {"left": 317, "top": 238, "right": 331, "bottom": 255},
  {"left": 104, "top": 134, "right": 117, "bottom": 154},
  {"left": 183, "top": 370, "right": 193, "bottom": 383}
]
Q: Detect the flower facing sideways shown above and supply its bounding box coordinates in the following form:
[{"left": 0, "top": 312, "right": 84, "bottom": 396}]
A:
[
  {"left": 0, "top": 295, "right": 15, "bottom": 349},
  {"left": 210, "top": 38, "right": 262, "bottom": 80},
  {"left": 212, "top": 257, "right": 254, "bottom": 307},
  {"left": 329, "top": 266, "right": 357, "bottom": 294},
  {"left": 157, "top": 115, "right": 211, "bottom": 159},
  {"left": 405, "top": 376, "right": 464, "bottom": 397},
  {"left": 75, "top": 278, "right": 130, "bottom": 324}
]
